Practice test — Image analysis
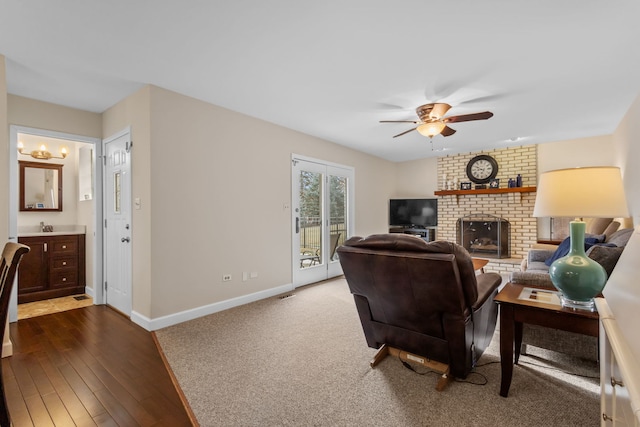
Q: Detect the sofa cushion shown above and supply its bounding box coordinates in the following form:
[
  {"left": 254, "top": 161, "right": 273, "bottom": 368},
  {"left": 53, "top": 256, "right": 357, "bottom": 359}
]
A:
[
  {"left": 544, "top": 234, "right": 604, "bottom": 266},
  {"left": 588, "top": 217, "right": 614, "bottom": 234},
  {"left": 606, "top": 228, "right": 633, "bottom": 247},
  {"left": 586, "top": 245, "right": 625, "bottom": 276},
  {"left": 603, "top": 221, "right": 621, "bottom": 238}
]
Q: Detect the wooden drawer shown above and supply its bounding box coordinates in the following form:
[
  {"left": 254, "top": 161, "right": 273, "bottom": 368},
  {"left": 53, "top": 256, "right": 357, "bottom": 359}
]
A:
[
  {"left": 51, "top": 257, "right": 78, "bottom": 271},
  {"left": 50, "top": 270, "right": 78, "bottom": 288},
  {"left": 50, "top": 238, "right": 78, "bottom": 255}
]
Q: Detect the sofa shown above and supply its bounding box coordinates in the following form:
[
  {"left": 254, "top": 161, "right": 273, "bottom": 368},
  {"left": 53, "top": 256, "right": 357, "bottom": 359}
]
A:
[
  {"left": 510, "top": 221, "right": 634, "bottom": 360},
  {"left": 511, "top": 227, "right": 634, "bottom": 288}
]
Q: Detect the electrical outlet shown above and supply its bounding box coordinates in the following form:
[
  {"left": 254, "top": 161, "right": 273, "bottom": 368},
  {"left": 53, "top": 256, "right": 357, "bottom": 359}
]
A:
[
  {"left": 222, "top": 274, "right": 232, "bottom": 282},
  {"left": 250, "top": 272, "right": 258, "bottom": 279},
  {"left": 242, "top": 272, "right": 248, "bottom": 282}
]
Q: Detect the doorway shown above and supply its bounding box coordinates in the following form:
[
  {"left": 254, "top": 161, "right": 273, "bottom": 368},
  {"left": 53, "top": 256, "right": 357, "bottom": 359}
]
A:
[
  {"left": 9, "top": 126, "right": 103, "bottom": 322},
  {"left": 292, "top": 155, "right": 354, "bottom": 287}
]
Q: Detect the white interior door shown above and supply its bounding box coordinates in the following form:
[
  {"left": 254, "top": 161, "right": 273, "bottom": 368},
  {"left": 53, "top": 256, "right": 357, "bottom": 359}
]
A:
[
  {"left": 292, "top": 156, "right": 354, "bottom": 287},
  {"left": 103, "top": 131, "right": 132, "bottom": 316}
]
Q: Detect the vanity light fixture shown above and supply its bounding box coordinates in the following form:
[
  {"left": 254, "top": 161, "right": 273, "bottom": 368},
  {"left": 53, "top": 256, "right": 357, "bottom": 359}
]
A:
[{"left": 18, "top": 141, "right": 68, "bottom": 160}]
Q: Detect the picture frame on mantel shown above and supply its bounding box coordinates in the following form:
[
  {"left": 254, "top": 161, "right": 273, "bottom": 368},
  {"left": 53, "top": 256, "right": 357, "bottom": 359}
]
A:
[
  {"left": 489, "top": 178, "right": 500, "bottom": 189},
  {"left": 460, "top": 182, "right": 472, "bottom": 190}
]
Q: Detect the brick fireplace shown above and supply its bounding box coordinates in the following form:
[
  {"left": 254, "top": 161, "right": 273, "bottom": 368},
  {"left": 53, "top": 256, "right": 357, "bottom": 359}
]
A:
[{"left": 435, "top": 146, "right": 538, "bottom": 273}]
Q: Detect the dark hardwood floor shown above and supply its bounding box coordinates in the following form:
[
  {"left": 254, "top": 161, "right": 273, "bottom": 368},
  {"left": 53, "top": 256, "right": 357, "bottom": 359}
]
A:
[{"left": 3, "top": 305, "right": 195, "bottom": 426}]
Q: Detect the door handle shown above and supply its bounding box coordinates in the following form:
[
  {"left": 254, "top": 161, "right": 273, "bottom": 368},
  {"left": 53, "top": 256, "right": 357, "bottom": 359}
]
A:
[
  {"left": 121, "top": 237, "right": 130, "bottom": 243},
  {"left": 296, "top": 217, "right": 300, "bottom": 234}
]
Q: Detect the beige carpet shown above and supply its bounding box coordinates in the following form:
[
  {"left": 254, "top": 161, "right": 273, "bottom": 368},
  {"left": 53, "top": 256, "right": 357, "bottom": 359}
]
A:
[{"left": 155, "top": 277, "right": 600, "bottom": 426}]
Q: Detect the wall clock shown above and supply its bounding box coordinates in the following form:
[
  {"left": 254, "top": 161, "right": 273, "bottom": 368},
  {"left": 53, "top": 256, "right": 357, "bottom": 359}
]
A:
[{"left": 466, "top": 155, "right": 498, "bottom": 184}]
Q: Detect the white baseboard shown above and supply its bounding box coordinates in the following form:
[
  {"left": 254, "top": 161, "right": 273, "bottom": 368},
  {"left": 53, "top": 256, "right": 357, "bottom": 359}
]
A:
[
  {"left": 85, "top": 286, "right": 95, "bottom": 299},
  {"left": 131, "top": 283, "right": 294, "bottom": 331}
]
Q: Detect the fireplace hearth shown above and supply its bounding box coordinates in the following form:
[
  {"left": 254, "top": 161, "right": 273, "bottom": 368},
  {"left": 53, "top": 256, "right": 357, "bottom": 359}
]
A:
[{"left": 457, "top": 214, "right": 511, "bottom": 259}]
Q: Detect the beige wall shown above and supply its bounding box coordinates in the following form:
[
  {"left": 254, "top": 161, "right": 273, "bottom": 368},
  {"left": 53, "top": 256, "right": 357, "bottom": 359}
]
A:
[
  {"left": 1, "top": 56, "right": 8, "bottom": 242},
  {"left": 5, "top": 75, "right": 639, "bottom": 326},
  {"left": 537, "top": 134, "right": 617, "bottom": 172},
  {"left": 105, "top": 85, "right": 395, "bottom": 319},
  {"left": 8, "top": 95, "right": 102, "bottom": 139},
  {"left": 7, "top": 96, "right": 102, "bottom": 294},
  {"left": 613, "top": 93, "right": 640, "bottom": 226},
  {"left": 393, "top": 157, "right": 438, "bottom": 198},
  {"left": 102, "top": 86, "right": 153, "bottom": 318}
]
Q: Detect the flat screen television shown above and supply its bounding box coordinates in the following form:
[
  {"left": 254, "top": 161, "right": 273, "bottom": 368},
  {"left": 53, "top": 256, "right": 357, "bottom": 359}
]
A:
[{"left": 389, "top": 198, "right": 438, "bottom": 228}]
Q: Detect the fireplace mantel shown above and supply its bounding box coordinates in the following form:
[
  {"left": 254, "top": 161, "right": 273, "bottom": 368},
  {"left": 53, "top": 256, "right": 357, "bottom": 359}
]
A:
[
  {"left": 434, "top": 186, "right": 536, "bottom": 196},
  {"left": 434, "top": 186, "right": 536, "bottom": 205}
]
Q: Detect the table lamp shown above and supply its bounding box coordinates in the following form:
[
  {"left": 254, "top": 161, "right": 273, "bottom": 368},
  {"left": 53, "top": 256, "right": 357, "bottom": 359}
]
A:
[{"left": 533, "top": 166, "right": 629, "bottom": 310}]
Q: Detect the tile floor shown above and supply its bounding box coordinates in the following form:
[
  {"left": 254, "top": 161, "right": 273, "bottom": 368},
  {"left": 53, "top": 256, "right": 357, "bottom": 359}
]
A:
[{"left": 18, "top": 294, "right": 93, "bottom": 320}]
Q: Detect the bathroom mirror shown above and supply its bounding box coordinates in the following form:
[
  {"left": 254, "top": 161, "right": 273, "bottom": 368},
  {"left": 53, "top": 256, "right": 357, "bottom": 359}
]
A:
[{"left": 19, "top": 161, "right": 63, "bottom": 211}]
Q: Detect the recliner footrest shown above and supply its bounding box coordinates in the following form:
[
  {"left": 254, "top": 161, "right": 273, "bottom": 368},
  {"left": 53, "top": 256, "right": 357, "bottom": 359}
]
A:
[{"left": 370, "top": 344, "right": 452, "bottom": 391}]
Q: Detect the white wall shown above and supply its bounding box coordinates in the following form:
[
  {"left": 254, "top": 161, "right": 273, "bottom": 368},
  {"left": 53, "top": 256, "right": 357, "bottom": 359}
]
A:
[{"left": 614, "top": 93, "right": 640, "bottom": 226}]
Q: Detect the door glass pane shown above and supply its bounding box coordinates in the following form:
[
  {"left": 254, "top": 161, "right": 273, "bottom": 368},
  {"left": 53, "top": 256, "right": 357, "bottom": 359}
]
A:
[
  {"left": 299, "top": 170, "right": 322, "bottom": 269},
  {"left": 114, "top": 172, "right": 121, "bottom": 214},
  {"left": 329, "top": 175, "right": 347, "bottom": 262}
]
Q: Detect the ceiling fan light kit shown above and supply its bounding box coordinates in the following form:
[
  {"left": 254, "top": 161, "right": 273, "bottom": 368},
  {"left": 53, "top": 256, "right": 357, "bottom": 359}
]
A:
[
  {"left": 417, "top": 121, "right": 446, "bottom": 137},
  {"left": 381, "top": 102, "right": 493, "bottom": 140}
]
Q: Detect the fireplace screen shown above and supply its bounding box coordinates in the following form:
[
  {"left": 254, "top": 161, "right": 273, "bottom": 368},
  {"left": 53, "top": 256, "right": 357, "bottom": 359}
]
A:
[{"left": 457, "top": 214, "right": 511, "bottom": 259}]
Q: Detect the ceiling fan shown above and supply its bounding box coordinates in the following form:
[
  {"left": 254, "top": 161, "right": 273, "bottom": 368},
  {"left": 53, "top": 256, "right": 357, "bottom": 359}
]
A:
[{"left": 380, "top": 103, "right": 493, "bottom": 138}]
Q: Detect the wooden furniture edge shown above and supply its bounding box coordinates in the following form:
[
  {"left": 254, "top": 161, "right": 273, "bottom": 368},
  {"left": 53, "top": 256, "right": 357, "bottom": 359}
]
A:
[
  {"left": 434, "top": 186, "right": 536, "bottom": 196},
  {"left": 151, "top": 332, "right": 201, "bottom": 427}
]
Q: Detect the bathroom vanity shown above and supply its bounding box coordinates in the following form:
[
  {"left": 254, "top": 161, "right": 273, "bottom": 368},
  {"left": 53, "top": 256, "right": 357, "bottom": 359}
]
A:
[{"left": 17, "top": 227, "right": 86, "bottom": 304}]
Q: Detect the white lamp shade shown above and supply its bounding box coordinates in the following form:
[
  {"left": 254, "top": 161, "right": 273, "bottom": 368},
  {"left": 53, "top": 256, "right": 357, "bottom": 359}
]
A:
[{"left": 533, "top": 166, "right": 629, "bottom": 218}]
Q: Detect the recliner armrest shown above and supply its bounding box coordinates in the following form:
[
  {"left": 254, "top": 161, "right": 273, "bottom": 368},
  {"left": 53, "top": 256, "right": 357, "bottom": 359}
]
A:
[{"left": 473, "top": 272, "right": 502, "bottom": 310}]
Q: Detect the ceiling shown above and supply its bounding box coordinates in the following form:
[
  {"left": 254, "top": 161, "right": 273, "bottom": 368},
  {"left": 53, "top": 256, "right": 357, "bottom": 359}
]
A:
[{"left": 2, "top": 1, "right": 640, "bottom": 162}]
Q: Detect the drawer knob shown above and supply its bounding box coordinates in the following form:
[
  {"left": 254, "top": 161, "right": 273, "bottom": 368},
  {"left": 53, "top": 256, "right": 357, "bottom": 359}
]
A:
[
  {"left": 62, "top": 245, "right": 67, "bottom": 249},
  {"left": 62, "top": 277, "right": 66, "bottom": 282},
  {"left": 62, "top": 261, "right": 67, "bottom": 265}
]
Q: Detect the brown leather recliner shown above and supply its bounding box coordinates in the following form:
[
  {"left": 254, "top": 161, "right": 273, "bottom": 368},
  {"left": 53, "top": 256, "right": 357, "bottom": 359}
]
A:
[{"left": 338, "top": 234, "right": 502, "bottom": 379}]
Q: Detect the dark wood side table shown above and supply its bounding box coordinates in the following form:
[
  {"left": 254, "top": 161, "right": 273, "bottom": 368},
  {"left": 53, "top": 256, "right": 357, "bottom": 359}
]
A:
[
  {"left": 494, "top": 282, "right": 599, "bottom": 397},
  {"left": 472, "top": 258, "right": 489, "bottom": 273}
]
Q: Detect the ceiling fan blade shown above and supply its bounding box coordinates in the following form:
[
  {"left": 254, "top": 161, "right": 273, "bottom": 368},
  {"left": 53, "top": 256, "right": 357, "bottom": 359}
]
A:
[
  {"left": 380, "top": 120, "right": 420, "bottom": 123},
  {"left": 444, "top": 111, "right": 493, "bottom": 123},
  {"left": 393, "top": 127, "right": 418, "bottom": 138},
  {"left": 441, "top": 126, "right": 456, "bottom": 137}
]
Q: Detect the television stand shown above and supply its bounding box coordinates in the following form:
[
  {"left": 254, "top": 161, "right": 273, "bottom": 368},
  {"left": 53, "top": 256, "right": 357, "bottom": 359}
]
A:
[{"left": 389, "top": 226, "right": 437, "bottom": 242}]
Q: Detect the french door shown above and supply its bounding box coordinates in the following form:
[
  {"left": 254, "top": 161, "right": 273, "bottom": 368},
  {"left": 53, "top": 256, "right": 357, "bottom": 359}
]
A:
[{"left": 292, "top": 156, "right": 354, "bottom": 287}]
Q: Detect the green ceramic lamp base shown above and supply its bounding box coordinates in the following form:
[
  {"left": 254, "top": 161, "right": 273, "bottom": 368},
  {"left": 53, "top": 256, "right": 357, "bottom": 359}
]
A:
[{"left": 549, "top": 220, "right": 607, "bottom": 312}]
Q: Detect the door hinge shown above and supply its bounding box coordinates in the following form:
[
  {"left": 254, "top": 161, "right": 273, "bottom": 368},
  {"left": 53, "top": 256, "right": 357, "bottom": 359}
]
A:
[
  {"left": 103, "top": 155, "right": 107, "bottom": 166},
  {"left": 104, "top": 219, "right": 107, "bottom": 228},
  {"left": 126, "top": 140, "right": 133, "bottom": 153},
  {"left": 104, "top": 281, "right": 107, "bottom": 291}
]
